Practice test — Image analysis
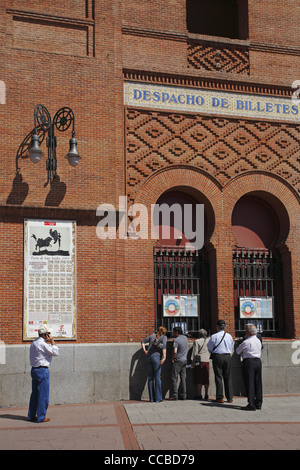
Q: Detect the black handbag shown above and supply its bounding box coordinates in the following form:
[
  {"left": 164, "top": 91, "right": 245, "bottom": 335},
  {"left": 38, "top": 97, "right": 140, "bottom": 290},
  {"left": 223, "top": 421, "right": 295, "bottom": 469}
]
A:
[{"left": 152, "top": 335, "right": 165, "bottom": 352}]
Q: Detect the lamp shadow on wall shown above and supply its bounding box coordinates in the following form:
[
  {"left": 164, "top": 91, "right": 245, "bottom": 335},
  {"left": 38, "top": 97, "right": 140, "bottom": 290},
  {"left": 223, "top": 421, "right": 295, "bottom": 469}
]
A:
[
  {"left": 6, "top": 126, "right": 66, "bottom": 206},
  {"left": 44, "top": 176, "right": 66, "bottom": 207},
  {"left": 6, "top": 127, "right": 37, "bottom": 205},
  {"left": 6, "top": 171, "right": 29, "bottom": 205}
]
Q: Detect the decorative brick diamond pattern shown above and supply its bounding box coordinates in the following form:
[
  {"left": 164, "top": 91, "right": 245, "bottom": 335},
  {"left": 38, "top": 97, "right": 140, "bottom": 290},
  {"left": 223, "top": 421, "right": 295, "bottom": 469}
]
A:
[
  {"left": 188, "top": 42, "right": 250, "bottom": 75},
  {"left": 126, "top": 109, "right": 300, "bottom": 201}
]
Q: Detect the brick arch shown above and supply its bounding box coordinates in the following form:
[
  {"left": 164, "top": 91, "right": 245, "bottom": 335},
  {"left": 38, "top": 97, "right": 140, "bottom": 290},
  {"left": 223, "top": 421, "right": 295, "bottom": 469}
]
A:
[
  {"left": 223, "top": 171, "right": 299, "bottom": 248},
  {"left": 223, "top": 171, "right": 300, "bottom": 338},
  {"left": 132, "top": 164, "right": 223, "bottom": 333},
  {"left": 133, "top": 164, "right": 222, "bottom": 244},
  {"left": 133, "top": 164, "right": 222, "bottom": 204}
]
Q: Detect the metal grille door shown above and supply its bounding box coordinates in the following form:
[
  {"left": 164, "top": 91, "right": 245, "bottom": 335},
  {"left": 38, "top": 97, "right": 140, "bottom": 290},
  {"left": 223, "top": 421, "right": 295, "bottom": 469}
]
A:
[
  {"left": 233, "top": 248, "right": 282, "bottom": 336},
  {"left": 154, "top": 246, "right": 210, "bottom": 335}
]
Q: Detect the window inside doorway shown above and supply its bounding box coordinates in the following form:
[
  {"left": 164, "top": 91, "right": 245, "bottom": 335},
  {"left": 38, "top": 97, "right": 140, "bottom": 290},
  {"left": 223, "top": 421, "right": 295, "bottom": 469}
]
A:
[
  {"left": 232, "top": 195, "right": 284, "bottom": 337},
  {"left": 153, "top": 190, "right": 211, "bottom": 336},
  {"left": 233, "top": 247, "right": 283, "bottom": 337},
  {"left": 186, "top": 0, "right": 249, "bottom": 40}
]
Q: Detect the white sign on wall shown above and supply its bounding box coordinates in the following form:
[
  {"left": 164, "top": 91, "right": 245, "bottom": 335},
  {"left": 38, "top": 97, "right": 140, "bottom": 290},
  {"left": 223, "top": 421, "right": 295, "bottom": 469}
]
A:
[
  {"left": 239, "top": 297, "right": 274, "bottom": 319},
  {"left": 23, "top": 219, "right": 76, "bottom": 340},
  {"left": 163, "top": 294, "right": 198, "bottom": 317},
  {"left": 124, "top": 81, "right": 300, "bottom": 123}
]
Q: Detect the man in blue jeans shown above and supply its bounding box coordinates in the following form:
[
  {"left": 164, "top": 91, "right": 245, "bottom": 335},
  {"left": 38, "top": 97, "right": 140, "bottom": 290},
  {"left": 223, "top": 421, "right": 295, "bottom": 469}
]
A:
[
  {"left": 169, "top": 326, "right": 188, "bottom": 400},
  {"left": 28, "top": 325, "right": 59, "bottom": 423}
]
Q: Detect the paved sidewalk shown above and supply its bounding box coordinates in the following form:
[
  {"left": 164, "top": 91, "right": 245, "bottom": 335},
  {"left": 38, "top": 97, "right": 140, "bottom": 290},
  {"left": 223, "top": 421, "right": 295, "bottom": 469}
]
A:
[{"left": 0, "top": 395, "right": 299, "bottom": 451}]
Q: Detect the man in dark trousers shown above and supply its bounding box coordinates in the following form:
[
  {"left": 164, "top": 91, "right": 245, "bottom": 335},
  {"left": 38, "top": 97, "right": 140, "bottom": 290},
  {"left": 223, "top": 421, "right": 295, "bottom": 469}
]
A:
[
  {"left": 207, "top": 320, "right": 234, "bottom": 403},
  {"left": 236, "top": 323, "right": 263, "bottom": 410},
  {"left": 169, "top": 326, "right": 188, "bottom": 400}
]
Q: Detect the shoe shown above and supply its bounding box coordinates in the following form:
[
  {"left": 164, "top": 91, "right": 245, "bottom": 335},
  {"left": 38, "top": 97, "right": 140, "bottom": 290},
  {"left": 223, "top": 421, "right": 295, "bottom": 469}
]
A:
[
  {"left": 36, "top": 417, "right": 51, "bottom": 423},
  {"left": 241, "top": 405, "right": 256, "bottom": 411},
  {"left": 28, "top": 417, "right": 37, "bottom": 422},
  {"left": 227, "top": 399, "right": 233, "bottom": 403},
  {"left": 156, "top": 400, "right": 163, "bottom": 403},
  {"left": 179, "top": 397, "right": 186, "bottom": 400},
  {"left": 194, "top": 395, "right": 202, "bottom": 400},
  {"left": 213, "top": 398, "right": 224, "bottom": 403},
  {"left": 204, "top": 395, "right": 209, "bottom": 400},
  {"left": 168, "top": 397, "right": 177, "bottom": 401}
]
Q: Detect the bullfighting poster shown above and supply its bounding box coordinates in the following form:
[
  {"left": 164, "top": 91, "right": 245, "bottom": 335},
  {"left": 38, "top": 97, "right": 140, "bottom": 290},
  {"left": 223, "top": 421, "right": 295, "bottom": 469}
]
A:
[{"left": 23, "top": 219, "right": 76, "bottom": 340}]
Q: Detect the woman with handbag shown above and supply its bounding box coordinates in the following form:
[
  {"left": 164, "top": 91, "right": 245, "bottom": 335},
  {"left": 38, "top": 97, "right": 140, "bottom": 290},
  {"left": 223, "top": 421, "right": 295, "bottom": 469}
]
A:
[
  {"left": 141, "top": 326, "right": 167, "bottom": 403},
  {"left": 191, "top": 329, "right": 210, "bottom": 400}
]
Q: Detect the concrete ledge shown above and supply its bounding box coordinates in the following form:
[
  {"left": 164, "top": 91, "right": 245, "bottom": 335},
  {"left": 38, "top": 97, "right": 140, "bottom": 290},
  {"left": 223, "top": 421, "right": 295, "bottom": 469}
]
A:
[{"left": 0, "top": 341, "right": 299, "bottom": 408}]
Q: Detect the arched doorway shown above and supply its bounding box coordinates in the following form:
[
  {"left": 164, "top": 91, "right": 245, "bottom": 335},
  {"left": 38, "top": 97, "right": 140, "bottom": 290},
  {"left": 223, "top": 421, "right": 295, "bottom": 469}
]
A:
[
  {"left": 153, "top": 188, "right": 213, "bottom": 336},
  {"left": 232, "top": 195, "right": 279, "bottom": 248},
  {"left": 232, "top": 194, "right": 285, "bottom": 337}
]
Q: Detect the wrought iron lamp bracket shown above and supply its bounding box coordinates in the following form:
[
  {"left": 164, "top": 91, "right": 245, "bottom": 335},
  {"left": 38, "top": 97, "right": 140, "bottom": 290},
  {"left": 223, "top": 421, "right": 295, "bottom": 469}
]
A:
[{"left": 31, "top": 105, "right": 78, "bottom": 183}]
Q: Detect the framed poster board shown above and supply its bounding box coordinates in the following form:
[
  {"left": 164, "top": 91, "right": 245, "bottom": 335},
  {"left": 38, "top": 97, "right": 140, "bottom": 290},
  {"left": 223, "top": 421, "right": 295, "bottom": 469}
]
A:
[
  {"left": 239, "top": 297, "right": 274, "bottom": 319},
  {"left": 163, "top": 294, "right": 198, "bottom": 318},
  {"left": 23, "top": 219, "right": 76, "bottom": 340}
]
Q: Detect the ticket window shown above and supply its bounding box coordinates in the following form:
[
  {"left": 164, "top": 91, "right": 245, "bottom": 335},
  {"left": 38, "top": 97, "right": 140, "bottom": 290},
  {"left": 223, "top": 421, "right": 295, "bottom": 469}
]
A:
[
  {"left": 232, "top": 195, "right": 283, "bottom": 337},
  {"left": 153, "top": 190, "right": 211, "bottom": 336}
]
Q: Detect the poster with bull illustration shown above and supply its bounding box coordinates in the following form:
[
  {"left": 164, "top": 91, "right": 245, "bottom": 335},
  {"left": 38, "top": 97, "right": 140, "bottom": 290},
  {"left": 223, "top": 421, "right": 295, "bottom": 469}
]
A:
[{"left": 23, "top": 219, "right": 76, "bottom": 340}]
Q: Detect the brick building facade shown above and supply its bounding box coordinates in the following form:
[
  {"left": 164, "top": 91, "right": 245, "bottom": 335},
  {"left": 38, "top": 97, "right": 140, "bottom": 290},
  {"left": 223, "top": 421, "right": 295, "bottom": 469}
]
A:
[{"left": 0, "top": 0, "right": 299, "bottom": 347}]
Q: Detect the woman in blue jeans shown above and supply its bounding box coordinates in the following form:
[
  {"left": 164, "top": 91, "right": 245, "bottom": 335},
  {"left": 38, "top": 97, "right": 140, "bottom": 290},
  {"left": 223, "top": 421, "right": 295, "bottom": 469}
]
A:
[{"left": 141, "top": 326, "right": 167, "bottom": 403}]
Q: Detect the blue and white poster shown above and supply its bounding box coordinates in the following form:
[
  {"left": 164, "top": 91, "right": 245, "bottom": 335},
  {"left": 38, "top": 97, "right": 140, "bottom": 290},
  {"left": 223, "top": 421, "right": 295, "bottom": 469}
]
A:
[
  {"left": 239, "top": 297, "right": 273, "bottom": 319},
  {"left": 163, "top": 295, "right": 198, "bottom": 317}
]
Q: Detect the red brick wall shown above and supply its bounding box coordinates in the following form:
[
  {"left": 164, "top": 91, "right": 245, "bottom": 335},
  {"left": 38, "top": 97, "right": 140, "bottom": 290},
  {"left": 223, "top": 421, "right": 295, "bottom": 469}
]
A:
[
  {"left": 0, "top": 1, "right": 299, "bottom": 344},
  {"left": 249, "top": 0, "right": 299, "bottom": 46}
]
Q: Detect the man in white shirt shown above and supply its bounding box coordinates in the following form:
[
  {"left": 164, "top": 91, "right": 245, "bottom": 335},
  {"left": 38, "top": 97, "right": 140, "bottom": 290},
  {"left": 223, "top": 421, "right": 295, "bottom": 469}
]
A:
[
  {"left": 28, "top": 325, "right": 59, "bottom": 422},
  {"left": 236, "top": 323, "right": 263, "bottom": 411},
  {"left": 207, "top": 320, "right": 234, "bottom": 403}
]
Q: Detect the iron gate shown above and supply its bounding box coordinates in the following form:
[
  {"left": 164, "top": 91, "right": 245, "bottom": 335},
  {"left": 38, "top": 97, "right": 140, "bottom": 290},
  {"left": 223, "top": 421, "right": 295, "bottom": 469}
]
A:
[
  {"left": 233, "top": 248, "right": 282, "bottom": 336},
  {"left": 154, "top": 246, "right": 210, "bottom": 335}
]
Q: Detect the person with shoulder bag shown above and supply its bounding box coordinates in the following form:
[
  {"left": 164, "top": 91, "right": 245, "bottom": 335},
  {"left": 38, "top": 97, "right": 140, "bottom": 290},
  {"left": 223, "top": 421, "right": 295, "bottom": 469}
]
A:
[
  {"left": 191, "top": 329, "right": 210, "bottom": 400},
  {"left": 207, "top": 320, "right": 234, "bottom": 403}
]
